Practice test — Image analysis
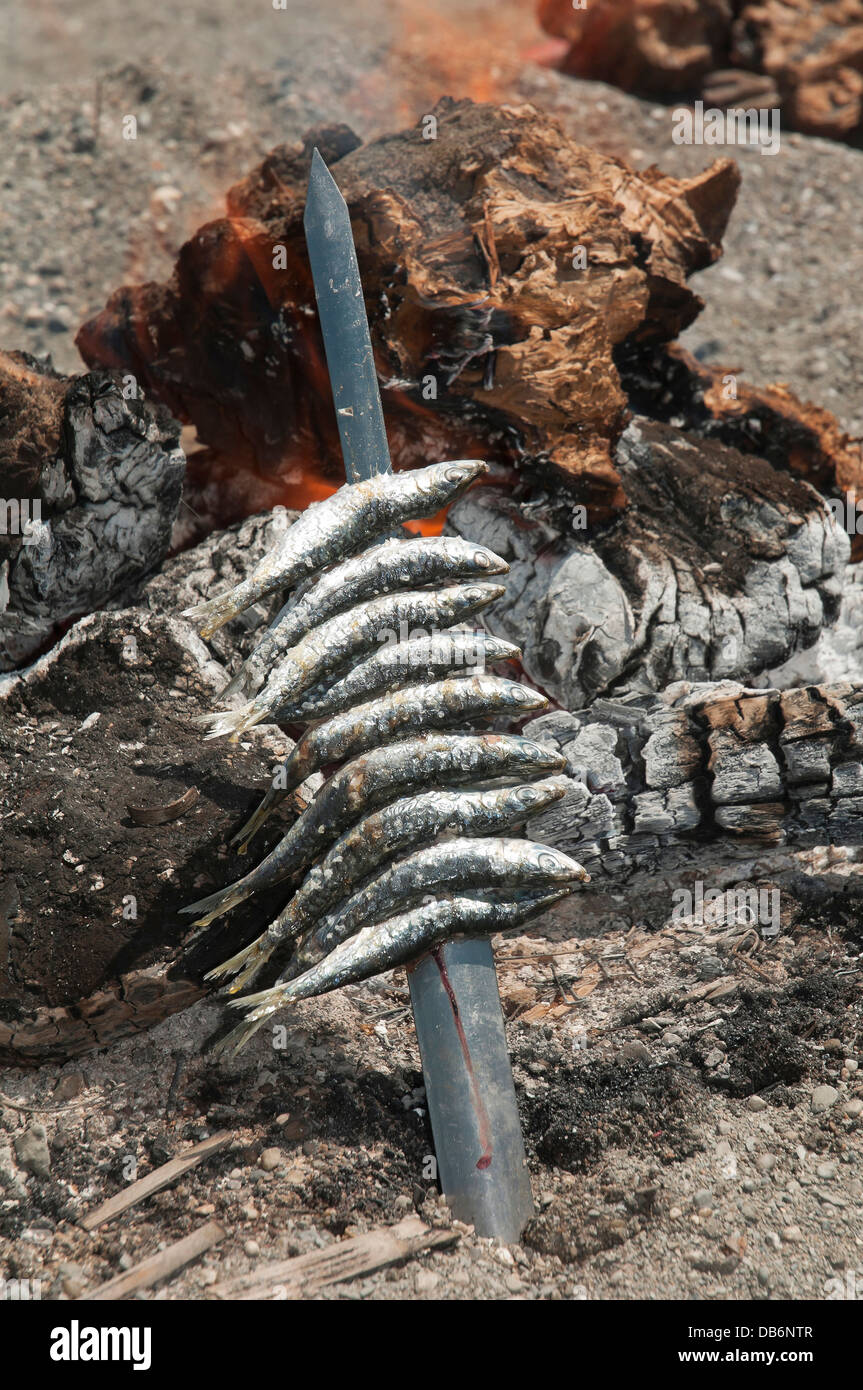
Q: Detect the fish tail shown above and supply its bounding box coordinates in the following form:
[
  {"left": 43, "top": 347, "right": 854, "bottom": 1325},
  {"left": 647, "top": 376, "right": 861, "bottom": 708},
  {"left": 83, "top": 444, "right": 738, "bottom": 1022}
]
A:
[
  {"left": 211, "top": 1015, "right": 268, "bottom": 1058},
  {"left": 203, "top": 932, "right": 266, "bottom": 982},
  {"left": 229, "top": 787, "right": 282, "bottom": 850},
  {"left": 181, "top": 880, "right": 250, "bottom": 927},
  {"left": 230, "top": 982, "right": 295, "bottom": 1021},
  {"left": 193, "top": 701, "right": 260, "bottom": 739},
  {"left": 182, "top": 591, "right": 244, "bottom": 639},
  {"left": 226, "top": 941, "right": 276, "bottom": 994}
]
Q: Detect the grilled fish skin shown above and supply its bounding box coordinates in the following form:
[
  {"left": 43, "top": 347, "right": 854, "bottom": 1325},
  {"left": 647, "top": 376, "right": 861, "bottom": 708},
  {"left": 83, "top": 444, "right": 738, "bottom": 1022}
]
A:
[
  {"left": 181, "top": 733, "right": 566, "bottom": 922},
  {"left": 299, "top": 838, "right": 589, "bottom": 967},
  {"left": 235, "top": 675, "right": 547, "bottom": 836},
  {"left": 221, "top": 535, "right": 509, "bottom": 701},
  {"left": 274, "top": 630, "right": 520, "bottom": 723},
  {"left": 216, "top": 892, "right": 569, "bottom": 1052},
  {"left": 208, "top": 780, "right": 565, "bottom": 990},
  {"left": 183, "top": 460, "right": 487, "bottom": 638},
  {"left": 197, "top": 582, "right": 504, "bottom": 739}
]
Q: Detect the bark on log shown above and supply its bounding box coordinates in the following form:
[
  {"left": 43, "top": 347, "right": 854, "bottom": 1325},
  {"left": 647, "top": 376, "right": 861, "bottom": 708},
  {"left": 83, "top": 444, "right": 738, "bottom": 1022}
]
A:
[
  {"left": 0, "top": 351, "right": 184, "bottom": 671},
  {"left": 522, "top": 680, "right": 863, "bottom": 884},
  {"left": 75, "top": 99, "right": 743, "bottom": 524},
  {"left": 445, "top": 415, "right": 849, "bottom": 709},
  {"left": 538, "top": 0, "right": 863, "bottom": 144}
]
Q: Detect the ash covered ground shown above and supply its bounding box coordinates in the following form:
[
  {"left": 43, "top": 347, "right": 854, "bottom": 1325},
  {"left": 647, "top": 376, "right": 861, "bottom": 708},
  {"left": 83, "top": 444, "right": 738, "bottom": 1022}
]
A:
[{"left": 1, "top": 0, "right": 862, "bottom": 1301}]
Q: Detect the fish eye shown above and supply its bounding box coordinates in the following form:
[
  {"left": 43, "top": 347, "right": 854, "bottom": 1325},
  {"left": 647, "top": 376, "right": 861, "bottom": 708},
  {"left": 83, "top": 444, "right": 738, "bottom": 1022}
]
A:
[
  {"left": 473, "top": 550, "right": 492, "bottom": 568},
  {"left": 517, "top": 786, "right": 539, "bottom": 803},
  {"left": 537, "top": 852, "right": 561, "bottom": 871},
  {"left": 445, "top": 465, "right": 467, "bottom": 482}
]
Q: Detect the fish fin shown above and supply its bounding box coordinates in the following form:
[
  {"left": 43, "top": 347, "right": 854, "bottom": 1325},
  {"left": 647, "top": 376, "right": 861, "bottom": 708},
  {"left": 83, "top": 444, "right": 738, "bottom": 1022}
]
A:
[
  {"left": 211, "top": 1015, "right": 266, "bottom": 1058},
  {"left": 230, "top": 794, "right": 276, "bottom": 849},
  {"left": 219, "top": 667, "right": 251, "bottom": 702},
  {"left": 194, "top": 703, "right": 258, "bottom": 739},
  {"left": 204, "top": 933, "right": 266, "bottom": 982},
  {"left": 182, "top": 592, "right": 241, "bottom": 639},
  {"left": 180, "top": 881, "right": 248, "bottom": 925},
  {"left": 227, "top": 941, "right": 276, "bottom": 994}
]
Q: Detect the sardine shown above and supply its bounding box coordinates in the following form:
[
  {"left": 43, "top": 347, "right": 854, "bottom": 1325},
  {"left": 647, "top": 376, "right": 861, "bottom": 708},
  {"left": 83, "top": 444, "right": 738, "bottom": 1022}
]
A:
[
  {"left": 208, "top": 780, "right": 565, "bottom": 990},
  {"left": 221, "top": 535, "right": 509, "bottom": 701},
  {"left": 300, "top": 837, "right": 589, "bottom": 966},
  {"left": 183, "top": 460, "right": 487, "bottom": 638},
  {"left": 217, "top": 892, "right": 569, "bottom": 1052},
  {"left": 197, "top": 583, "right": 504, "bottom": 739},
  {"left": 235, "top": 675, "right": 547, "bottom": 837},
  {"left": 274, "top": 630, "right": 520, "bottom": 723},
  {"left": 181, "top": 732, "right": 566, "bottom": 920}
]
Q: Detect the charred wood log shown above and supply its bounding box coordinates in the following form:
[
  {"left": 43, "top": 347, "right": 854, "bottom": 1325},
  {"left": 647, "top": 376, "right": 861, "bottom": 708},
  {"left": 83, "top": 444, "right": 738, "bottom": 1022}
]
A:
[
  {"left": 523, "top": 680, "right": 863, "bottom": 886},
  {"left": 0, "top": 351, "right": 184, "bottom": 671},
  {"left": 445, "top": 416, "right": 849, "bottom": 709},
  {"left": 538, "top": 0, "right": 863, "bottom": 144},
  {"left": 75, "top": 99, "right": 742, "bottom": 525}
]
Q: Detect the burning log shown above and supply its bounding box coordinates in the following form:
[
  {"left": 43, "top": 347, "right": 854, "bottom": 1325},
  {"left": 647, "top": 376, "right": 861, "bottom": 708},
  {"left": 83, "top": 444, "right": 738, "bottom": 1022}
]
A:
[
  {"left": 0, "top": 351, "right": 184, "bottom": 671},
  {"left": 538, "top": 0, "right": 863, "bottom": 144},
  {"left": 76, "top": 99, "right": 743, "bottom": 525}
]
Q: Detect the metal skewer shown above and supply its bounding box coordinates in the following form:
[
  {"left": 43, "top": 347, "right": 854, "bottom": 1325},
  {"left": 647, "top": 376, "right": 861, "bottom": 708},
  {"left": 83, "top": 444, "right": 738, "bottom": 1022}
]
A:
[{"left": 303, "top": 150, "right": 534, "bottom": 1242}]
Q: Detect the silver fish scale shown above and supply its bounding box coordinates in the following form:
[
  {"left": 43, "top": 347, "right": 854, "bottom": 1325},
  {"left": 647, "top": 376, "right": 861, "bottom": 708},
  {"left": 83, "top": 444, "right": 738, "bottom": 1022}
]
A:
[{"left": 182, "top": 468, "right": 588, "bottom": 1050}]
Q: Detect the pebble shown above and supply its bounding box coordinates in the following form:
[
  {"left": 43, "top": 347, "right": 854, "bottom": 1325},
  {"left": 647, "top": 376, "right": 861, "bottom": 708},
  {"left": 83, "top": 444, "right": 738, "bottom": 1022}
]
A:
[
  {"left": 781, "top": 1225, "right": 804, "bottom": 1243},
  {"left": 757, "top": 1266, "right": 771, "bottom": 1287},
  {"left": 14, "top": 1124, "right": 51, "bottom": 1179},
  {"left": 747, "top": 1096, "right": 768, "bottom": 1113},
  {"left": 755, "top": 1154, "right": 778, "bottom": 1173},
  {"left": 816, "top": 1162, "right": 837, "bottom": 1180},
  {"left": 693, "top": 1190, "right": 714, "bottom": 1210},
  {"left": 244, "top": 1239, "right": 260, "bottom": 1257},
  {"left": 845, "top": 1059, "right": 858, "bottom": 1072},
  {"left": 505, "top": 1273, "right": 524, "bottom": 1293},
  {"left": 620, "top": 1041, "right": 651, "bottom": 1062},
  {"left": 415, "top": 1269, "right": 440, "bottom": 1293},
  {"left": 259, "top": 1148, "right": 282, "bottom": 1172},
  {"left": 53, "top": 1070, "right": 85, "bottom": 1101},
  {"left": 842, "top": 1098, "right": 863, "bottom": 1118},
  {"left": 811, "top": 1085, "right": 840, "bottom": 1114},
  {"left": 740, "top": 1203, "right": 758, "bottom": 1222}
]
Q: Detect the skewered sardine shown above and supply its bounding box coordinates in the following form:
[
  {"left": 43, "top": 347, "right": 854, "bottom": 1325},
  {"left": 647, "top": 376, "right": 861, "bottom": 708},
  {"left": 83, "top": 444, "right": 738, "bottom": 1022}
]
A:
[
  {"left": 198, "top": 583, "right": 504, "bottom": 739},
  {"left": 217, "top": 891, "right": 569, "bottom": 1053},
  {"left": 207, "top": 780, "right": 565, "bottom": 989},
  {"left": 181, "top": 732, "right": 566, "bottom": 920},
  {"left": 300, "top": 838, "right": 589, "bottom": 966},
  {"left": 183, "top": 460, "right": 487, "bottom": 638},
  {"left": 222, "top": 535, "right": 508, "bottom": 701},
  {"left": 233, "top": 675, "right": 547, "bottom": 838},
  {"left": 274, "top": 630, "right": 520, "bottom": 723}
]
